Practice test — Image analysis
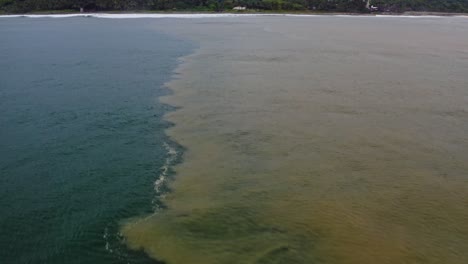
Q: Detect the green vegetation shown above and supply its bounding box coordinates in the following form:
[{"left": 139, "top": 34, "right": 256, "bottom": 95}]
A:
[{"left": 1, "top": 0, "right": 467, "bottom": 13}]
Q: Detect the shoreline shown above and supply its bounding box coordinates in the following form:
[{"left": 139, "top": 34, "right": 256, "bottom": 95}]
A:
[{"left": 1, "top": 11, "right": 467, "bottom": 17}]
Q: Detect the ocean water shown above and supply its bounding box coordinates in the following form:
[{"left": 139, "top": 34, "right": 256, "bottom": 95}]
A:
[
  {"left": 122, "top": 16, "right": 468, "bottom": 264},
  {"left": 0, "top": 18, "right": 193, "bottom": 263},
  {"left": 1, "top": 15, "right": 468, "bottom": 264}
]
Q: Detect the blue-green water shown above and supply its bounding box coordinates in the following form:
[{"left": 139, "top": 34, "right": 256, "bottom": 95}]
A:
[{"left": 0, "top": 18, "right": 193, "bottom": 263}]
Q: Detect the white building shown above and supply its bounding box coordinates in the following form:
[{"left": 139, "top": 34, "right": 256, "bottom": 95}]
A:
[{"left": 233, "top": 6, "right": 247, "bottom": 10}]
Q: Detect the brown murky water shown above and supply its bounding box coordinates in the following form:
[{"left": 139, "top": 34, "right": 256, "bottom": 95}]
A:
[{"left": 122, "top": 16, "right": 468, "bottom": 264}]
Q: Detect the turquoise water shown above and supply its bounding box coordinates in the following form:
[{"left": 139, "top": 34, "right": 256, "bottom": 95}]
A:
[{"left": 0, "top": 18, "right": 193, "bottom": 263}]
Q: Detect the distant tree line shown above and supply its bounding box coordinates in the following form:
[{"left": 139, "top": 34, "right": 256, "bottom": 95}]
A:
[{"left": 1, "top": 0, "right": 467, "bottom": 13}]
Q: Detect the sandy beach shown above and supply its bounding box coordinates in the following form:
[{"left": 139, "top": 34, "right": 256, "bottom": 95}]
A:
[{"left": 121, "top": 15, "right": 468, "bottom": 264}]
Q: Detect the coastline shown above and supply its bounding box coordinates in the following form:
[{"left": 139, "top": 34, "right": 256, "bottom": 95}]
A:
[{"left": 1, "top": 10, "right": 467, "bottom": 17}]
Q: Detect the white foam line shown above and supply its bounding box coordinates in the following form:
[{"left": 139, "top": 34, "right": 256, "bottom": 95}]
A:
[
  {"left": 374, "top": 14, "right": 457, "bottom": 18},
  {"left": 0, "top": 13, "right": 466, "bottom": 19},
  {"left": 284, "top": 14, "right": 468, "bottom": 18},
  {"left": 151, "top": 142, "right": 178, "bottom": 210},
  {"left": 0, "top": 13, "right": 261, "bottom": 19}
]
